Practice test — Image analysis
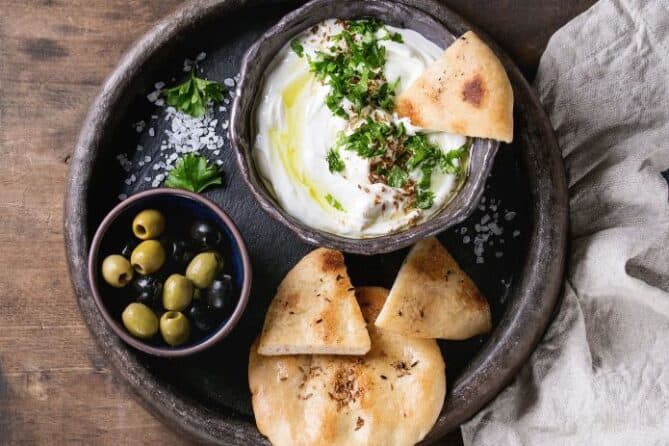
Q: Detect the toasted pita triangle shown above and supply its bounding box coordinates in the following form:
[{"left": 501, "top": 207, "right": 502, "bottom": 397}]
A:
[
  {"left": 375, "top": 237, "right": 491, "bottom": 340},
  {"left": 396, "top": 31, "right": 513, "bottom": 143},
  {"left": 257, "top": 248, "right": 371, "bottom": 355}
]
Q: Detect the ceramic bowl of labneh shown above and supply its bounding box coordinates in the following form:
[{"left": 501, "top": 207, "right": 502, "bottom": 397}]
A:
[
  {"left": 87, "top": 188, "right": 252, "bottom": 357},
  {"left": 231, "top": 0, "right": 513, "bottom": 255}
]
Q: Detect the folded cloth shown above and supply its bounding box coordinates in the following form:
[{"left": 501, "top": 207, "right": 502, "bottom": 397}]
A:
[{"left": 461, "top": 0, "right": 669, "bottom": 444}]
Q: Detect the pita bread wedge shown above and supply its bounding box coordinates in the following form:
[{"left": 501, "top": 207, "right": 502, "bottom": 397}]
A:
[
  {"left": 249, "top": 287, "right": 446, "bottom": 446},
  {"left": 396, "top": 31, "right": 514, "bottom": 143},
  {"left": 257, "top": 248, "right": 370, "bottom": 355},
  {"left": 375, "top": 237, "right": 491, "bottom": 340}
]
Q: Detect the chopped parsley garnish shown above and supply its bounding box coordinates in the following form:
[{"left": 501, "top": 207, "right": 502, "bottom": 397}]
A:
[
  {"left": 164, "top": 154, "right": 223, "bottom": 193},
  {"left": 164, "top": 69, "right": 225, "bottom": 117},
  {"left": 333, "top": 119, "right": 470, "bottom": 209},
  {"left": 292, "top": 19, "right": 402, "bottom": 118},
  {"left": 387, "top": 166, "right": 409, "bottom": 188},
  {"left": 416, "top": 190, "right": 435, "bottom": 209},
  {"left": 440, "top": 143, "right": 469, "bottom": 174},
  {"left": 290, "top": 39, "right": 304, "bottom": 57},
  {"left": 326, "top": 149, "right": 345, "bottom": 173},
  {"left": 335, "top": 118, "right": 405, "bottom": 158},
  {"left": 325, "top": 193, "right": 345, "bottom": 211}
]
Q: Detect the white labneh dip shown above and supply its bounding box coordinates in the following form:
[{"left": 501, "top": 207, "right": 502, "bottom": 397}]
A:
[{"left": 253, "top": 20, "right": 468, "bottom": 238}]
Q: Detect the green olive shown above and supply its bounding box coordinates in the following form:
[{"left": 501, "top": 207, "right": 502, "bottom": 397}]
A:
[
  {"left": 101, "top": 254, "right": 133, "bottom": 288},
  {"left": 162, "top": 274, "right": 194, "bottom": 311},
  {"left": 122, "top": 303, "right": 158, "bottom": 339},
  {"left": 186, "top": 251, "right": 223, "bottom": 288},
  {"left": 132, "top": 209, "right": 166, "bottom": 240},
  {"left": 130, "top": 240, "right": 165, "bottom": 275},
  {"left": 160, "top": 311, "right": 190, "bottom": 346}
]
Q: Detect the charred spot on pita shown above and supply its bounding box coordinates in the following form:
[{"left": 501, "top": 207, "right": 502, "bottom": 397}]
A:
[
  {"left": 321, "top": 249, "right": 344, "bottom": 272},
  {"left": 462, "top": 74, "right": 485, "bottom": 107}
]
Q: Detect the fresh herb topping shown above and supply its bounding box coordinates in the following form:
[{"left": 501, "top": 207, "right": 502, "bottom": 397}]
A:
[
  {"left": 334, "top": 118, "right": 470, "bottom": 209},
  {"left": 293, "top": 19, "right": 402, "bottom": 118},
  {"left": 164, "top": 69, "right": 225, "bottom": 117},
  {"left": 326, "top": 149, "right": 345, "bottom": 173},
  {"left": 164, "top": 154, "right": 223, "bottom": 193},
  {"left": 325, "top": 193, "right": 345, "bottom": 211},
  {"left": 290, "top": 39, "right": 305, "bottom": 57},
  {"left": 387, "top": 166, "right": 409, "bottom": 188},
  {"left": 335, "top": 118, "right": 406, "bottom": 158}
]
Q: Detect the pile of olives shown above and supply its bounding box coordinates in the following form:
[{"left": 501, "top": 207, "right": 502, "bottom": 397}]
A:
[{"left": 100, "top": 209, "right": 234, "bottom": 346}]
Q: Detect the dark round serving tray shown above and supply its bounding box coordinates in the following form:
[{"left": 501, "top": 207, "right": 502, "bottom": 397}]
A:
[{"left": 64, "top": 0, "right": 567, "bottom": 444}]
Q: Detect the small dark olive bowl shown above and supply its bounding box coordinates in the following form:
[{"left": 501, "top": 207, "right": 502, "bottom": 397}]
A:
[
  {"left": 87, "top": 188, "right": 252, "bottom": 357},
  {"left": 230, "top": 0, "right": 500, "bottom": 255}
]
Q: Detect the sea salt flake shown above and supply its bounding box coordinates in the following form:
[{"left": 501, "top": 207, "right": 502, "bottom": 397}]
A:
[
  {"left": 489, "top": 222, "right": 503, "bottom": 235},
  {"left": 147, "top": 91, "right": 160, "bottom": 103},
  {"left": 505, "top": 211, "right": 517, "bottom": 221},
  {"left": 513, "top": 230, "right": 521, "bottom": 238},
  {"left": 224, "top": 78, "right": 235, "bottom": 87}
]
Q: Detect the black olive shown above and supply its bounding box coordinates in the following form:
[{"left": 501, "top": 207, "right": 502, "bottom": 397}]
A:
[
  {"left": 189, "top": 220, "right": 222, "bottom": 250},
  {"left": 131, "top": 275, "right": 163, "bottom": 306},
  {"left": 120, "top": 238, "right": 140, "bottom": 259},
  {"left": 163, "top": 237, "right": 196, "bottom": 268},
  {"left": 204, "top": 275, "right": 233, "bottom": 313},
  {"left": 187, "top": 303, "right": 216, "bottom": 332}
]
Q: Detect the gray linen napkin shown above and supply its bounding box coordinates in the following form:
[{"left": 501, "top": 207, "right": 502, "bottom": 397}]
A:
[{"left": 461, "top": 0, "right": 669, "bottom": 444}]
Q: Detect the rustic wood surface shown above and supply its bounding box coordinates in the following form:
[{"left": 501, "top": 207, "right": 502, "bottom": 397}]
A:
[{"left": 0, "top": 0, "right": 594, "bottom": 444}]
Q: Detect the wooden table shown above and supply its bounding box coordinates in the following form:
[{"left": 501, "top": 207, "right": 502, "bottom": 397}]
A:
[{"left": 0, "top": 1, "right": 594, "bottom": 444}]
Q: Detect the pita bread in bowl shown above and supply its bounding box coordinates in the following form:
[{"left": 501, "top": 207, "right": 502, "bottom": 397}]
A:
[
  {"left": 249, "top": 287, "right": 446, "bottom": 446},
  {"left": 397, "top": 31, "right": 514, "bottom": 143}
]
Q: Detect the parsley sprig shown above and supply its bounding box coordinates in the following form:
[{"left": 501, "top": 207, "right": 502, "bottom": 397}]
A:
[
  {"left": 164, "top": 154, "right": 223, "bottom": 193},
  {"left": 293, "top": 19, "right": 403, "bottom": 118},
  {"left": 164, "top": 69, "right": 225, "bottom": 117}
]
